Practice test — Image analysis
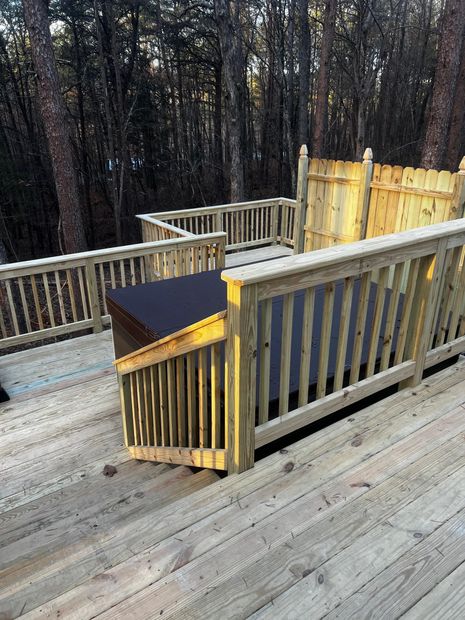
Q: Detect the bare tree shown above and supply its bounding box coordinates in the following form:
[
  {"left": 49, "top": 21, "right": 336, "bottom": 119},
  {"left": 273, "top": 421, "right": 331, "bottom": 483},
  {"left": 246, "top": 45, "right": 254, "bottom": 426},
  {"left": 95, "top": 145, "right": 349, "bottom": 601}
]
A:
[
  {"left": 22, "top": 0, "right": 87, "bottom": 253},
  {"left": 297, "top": 0, "right": 310, "bottom": 146},
  {"left": 312, "top": 0, "right": 337, "bottom": 157},
  {"left": 421, "top": 0, "right": 465, "bottom": 169},
  {"left": 214, "top": 0, "right": 245, "bottom": 202}
]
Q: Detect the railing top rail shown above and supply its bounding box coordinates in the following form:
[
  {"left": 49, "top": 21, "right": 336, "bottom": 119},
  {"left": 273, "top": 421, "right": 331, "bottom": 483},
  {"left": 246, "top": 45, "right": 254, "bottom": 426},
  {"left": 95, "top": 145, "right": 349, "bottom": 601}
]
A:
[
  {"left": 114, "top": 311, "right": 227, "bottom": 375},
  {"left": 221, "top": 218, "right": 465, "bottom": 289},
  {"left": 137, "top": 197, "right": 293, "bottom": 221},
  {"left": 0, "top": 232, "right": 227, "bottom": 277},
  {"left": 137, "top": 214, "right": 195, "bottom": 237}
]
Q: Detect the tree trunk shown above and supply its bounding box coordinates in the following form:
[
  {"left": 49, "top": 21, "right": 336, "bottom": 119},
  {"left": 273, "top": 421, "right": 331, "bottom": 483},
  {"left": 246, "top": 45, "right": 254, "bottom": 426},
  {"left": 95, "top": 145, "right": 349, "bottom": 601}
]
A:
[
  {"left": 420, "top": 0, "right": 465, "bottom": 169},
  {"left": 445, "top": 38, "right": 465, "bottom": 170},
  {"left": 214, "top": 0, "right": 245, "bottom": 203},
  {"left": 22, "top": 0, "right": 87, "bottom": 253},
  {"left": 312, "top": 0, "right": 337, "bottom": 158},
  {"left": 297, "top": 0, "right": 310, "bottom": 146}
]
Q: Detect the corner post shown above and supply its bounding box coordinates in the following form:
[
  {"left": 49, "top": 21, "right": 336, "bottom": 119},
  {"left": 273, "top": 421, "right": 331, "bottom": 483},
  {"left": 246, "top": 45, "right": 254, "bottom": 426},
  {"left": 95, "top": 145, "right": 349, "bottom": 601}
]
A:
[
  {"left": 85, "top": 258, "right": 103, "bottom": 333},
  {"left": 224, "top": 278, "right": 258, "bottom": 474},
  {"left": 293, "top": 145, "right": 309, "bottom": 254},
  {"left": 450, "top": 157, "right": 465, "bottom": 219},
  {"left": 355, "top": 148, "right": 374, "bottom": 241}
]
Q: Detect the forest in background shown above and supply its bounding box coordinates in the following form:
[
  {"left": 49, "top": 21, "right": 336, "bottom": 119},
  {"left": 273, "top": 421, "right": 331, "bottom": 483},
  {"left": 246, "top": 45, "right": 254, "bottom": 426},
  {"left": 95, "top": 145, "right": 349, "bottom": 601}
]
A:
[{"left": 1, "top": 0, "right": 465, "bottom": 261}]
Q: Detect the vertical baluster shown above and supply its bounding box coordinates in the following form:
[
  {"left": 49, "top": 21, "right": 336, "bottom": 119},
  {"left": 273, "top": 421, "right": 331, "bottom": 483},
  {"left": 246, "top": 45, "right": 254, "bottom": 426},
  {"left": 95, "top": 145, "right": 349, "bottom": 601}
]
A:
[
  {"left": 54, "top": 271, "right": 67, "bottom": 324},
  {"left": 366, "top": 267, "right": 390, "bottom": 377},
  {"left": 333, "top": 277, "right": 355, "bottom": 391},
  {"left": 77, "top": 267, "right": 89, "bottom": 319},
  {"left": 139, "top": 256, "right": 146, "bottom": 283},
  {"left": 150, "top": 366, "right": 160, "bottom": 445},
  {"left": 42, "top": 273, "right": 55, "bottom": 328},
  {"left": 5, "top": 280, "right": 20, "bottom": 335},
  {"left": 198, "top": 348, "right": 208, "bottom": 447},
  {"left": 136, "top": 370, "right": 145, "bottom": 444},
  {"left": 211, "top": 343, "right": 222, "bottom": 448},
  {"left": 279, "top": 293, "right": 294, "bottom": 415},
  {"left": 167, "top": 359, "right": 177, "bottom": 446},
  {"left": 66, "top": 270, "right": 78, "bottom": 322},
  {"left": 187, "top": 351, "right": 197, "bottom": 447},
  {"left": 176, "top": 357, "right": 186, "bottom": 445},
  {"left": 379, "top": 262, "right": 404, "bottom": 371},
  {"left": 98, "top": 263, "right": 107, "bottom": 314},
  {"left": 158, "top": 362, "right": 169, "bottom": 446},
  {"left": 31, "top": 274, "right": 44, "bottom": 329},
  {"left": 349, "top": 271, "right": 372, "bottom": 383},
  {"left": 317, "top": 282, "right": 336, "bottom": 398},
  {"left": 110, "top": 262, "right": 116, "bottom": 288},
  {"left": 130, "top": 373, "right": 140, "bottom": 445},
  {"left": 298, "top": 288, "right": 315, "bottom": 406},
  {"left": 18, "top": 276, "right": 32, "bottom": 333},
  {"left": 129, "top": 257, "right": 136, "bottom": 285},
  {"left": 259, "top": 298, "right": 272, "bottom": 424},
  {"left": 119, "top": 260, "right": 127, "bottom": 287},
  {"left": 394, "top": 258, "right": 421, "bottom": 364},
  {"left": 0, "top": 302, "right": 7, "bottom": 338}
]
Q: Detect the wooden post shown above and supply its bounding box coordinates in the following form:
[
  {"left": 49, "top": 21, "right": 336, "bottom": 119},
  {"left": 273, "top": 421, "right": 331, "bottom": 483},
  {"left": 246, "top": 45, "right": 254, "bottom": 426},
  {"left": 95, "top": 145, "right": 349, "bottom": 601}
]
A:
[
  {"left": 450, "top": 156, "right": 465, "bottom": 218},
  {"left": 355, "top": 147, "right": 374, "bottom": 241},
  {"left": 85, "top": 258, "right": 103, "bottom": 333},
  {"left": 225, "top": 280, "right": 258, "bottom": 474},
  {"left": 214, "top": 210, "right": 222, "bottom": 234},
  {"left": 402, "top": 238, "right": 448, "bottom": 387},
  {"left": 293, "top": 144, "right": 309, "bottom": 254}
]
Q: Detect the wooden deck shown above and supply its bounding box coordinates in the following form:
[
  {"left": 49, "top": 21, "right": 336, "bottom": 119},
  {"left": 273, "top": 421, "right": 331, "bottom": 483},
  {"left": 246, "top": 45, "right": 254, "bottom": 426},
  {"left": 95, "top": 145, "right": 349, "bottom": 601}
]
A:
[{"left": 2, "top": 332, "right": 465, "bottom": 618}]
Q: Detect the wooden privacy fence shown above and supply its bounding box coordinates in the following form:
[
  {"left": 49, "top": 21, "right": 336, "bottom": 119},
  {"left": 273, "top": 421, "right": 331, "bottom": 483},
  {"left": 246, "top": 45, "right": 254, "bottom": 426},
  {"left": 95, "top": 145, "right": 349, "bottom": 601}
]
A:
[
  {"left": 138, "top": 198, "right": 297, "bottom": 251},
  {"left": 299, "top": 146, "right": 465, "bottom": 253},
  {"left": 0, "top": 233, "right": 226, "bottom": 350},
  {"left": 222, "top": 218, "right": 465, "bottom": 473}
]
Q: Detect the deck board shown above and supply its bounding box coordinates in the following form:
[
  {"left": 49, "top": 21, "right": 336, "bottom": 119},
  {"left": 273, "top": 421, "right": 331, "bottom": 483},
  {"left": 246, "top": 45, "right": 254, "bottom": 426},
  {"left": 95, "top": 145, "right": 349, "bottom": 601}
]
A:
[{"left": 1, "top": 333, "right": 465, "bottom": 618}]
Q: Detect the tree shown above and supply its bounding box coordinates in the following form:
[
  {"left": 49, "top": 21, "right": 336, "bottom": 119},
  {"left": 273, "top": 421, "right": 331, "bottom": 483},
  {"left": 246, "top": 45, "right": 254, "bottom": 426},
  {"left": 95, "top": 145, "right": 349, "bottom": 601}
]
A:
[
  {"left": 297, "top": 0, "right": 310, "bottom": 146},
  {"left": 214, "top": 0, "right": 246, "bottom": 202},
  {"left": 312, "top": 0, "right": 337, "bottom": 157},
  {"left": 420, "top": 0, "right": 465, "bottom": 169},
  {"left": 22, "top": 0, "right": 87, "bottom": 253}
]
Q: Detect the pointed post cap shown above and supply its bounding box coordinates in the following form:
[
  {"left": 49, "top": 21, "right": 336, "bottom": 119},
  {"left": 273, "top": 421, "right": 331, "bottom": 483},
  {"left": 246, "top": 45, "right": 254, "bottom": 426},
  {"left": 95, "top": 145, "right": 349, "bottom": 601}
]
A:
[
  {"left": 459, "top": 156, "right": 465, "bottom": 175},
  {"left": 299, "top": 144, "right": 308, "bottom": 157},
  {"left": 363, "top": 148, "right": 373, "bottom": 163}
]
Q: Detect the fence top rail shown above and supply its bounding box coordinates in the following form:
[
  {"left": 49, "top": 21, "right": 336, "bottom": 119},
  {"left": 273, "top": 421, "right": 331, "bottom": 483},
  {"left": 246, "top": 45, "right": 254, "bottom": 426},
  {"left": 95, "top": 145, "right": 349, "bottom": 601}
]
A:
[
  {"left": 136, "top": 214, "right": 195, "bottom": 237},
  {"left": 221, "top": 218, "right": 465, "bottom": 290},
  {"left": 137, "top": 197, "right": 294, "bottom": 221},
  {"left": 0, "top": 232, "right": 227, "bottom": 278}
]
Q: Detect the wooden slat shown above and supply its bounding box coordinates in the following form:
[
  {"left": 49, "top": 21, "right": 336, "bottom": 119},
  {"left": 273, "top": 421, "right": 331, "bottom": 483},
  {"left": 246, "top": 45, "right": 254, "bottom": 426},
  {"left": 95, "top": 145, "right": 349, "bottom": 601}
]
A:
[
  {"left": 166, "top": 359, "right": 177, "bottom": 446},
  {"left": 158, "top": 362, "right": 169, "bottom": 446},
  {"left": 176, "top": 357, "right": 186, "bottom": 446},
  {"left": 258, "top": 298, "right": 272, "bottom": 424},
  {"left": 187, "top": 351, "right": 197, "bottom": 448},
  {"left": 379, "top": 261, "right": 404, "bottom": 370},
  {"left": 298, "top": 288, "right": 315, "bottom": 407},
  {"left": 333, "top": 276, "right": 355, "bottom": 390},
  {"left": 349, "top": 271, "right": 371, "bottom": 383},
  {"left": 316, "top": 282, "right": 335, "bottom": 398},
  {"left": 394, "top": 258, "right": 421, "bottom": 365},
  {"left": 42, "top": 272, "right": 55, "bottom": 328},
  {"left": 210, "top": 343, "right": 222, "bottom": 448},
  {"left": 17, "top": 277, "right": 32, "bottom": 333},
  {"left": 30, "top": 274, "right": 44, "bottom": 330},
  {"left": 198, "top": 348, "right": 208, "bottom": 447},
  {"left": 128, "top": 446, "right": 227, "bottom": 470},
  {"left": 366, "top": 266, "right": 389, "bottom": 377},
  {"left": 279, "top": 293, "right": 294, "bottom": 415}
]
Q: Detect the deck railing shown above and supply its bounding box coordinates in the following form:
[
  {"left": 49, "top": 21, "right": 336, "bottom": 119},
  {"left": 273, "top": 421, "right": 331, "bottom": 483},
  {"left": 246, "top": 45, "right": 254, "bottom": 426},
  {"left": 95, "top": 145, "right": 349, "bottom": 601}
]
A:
[
  {"left": 0, "top": 233, "right": 226, "bottom": 350},
  {"left": 114, "top": 312, "right": 228, "bottom": 470},
  {"left": 137, "top": 197, "right": 297, "bottom": 251},
  {"left": 222, "top": 218, "right": 465, "bottom": 472}
]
